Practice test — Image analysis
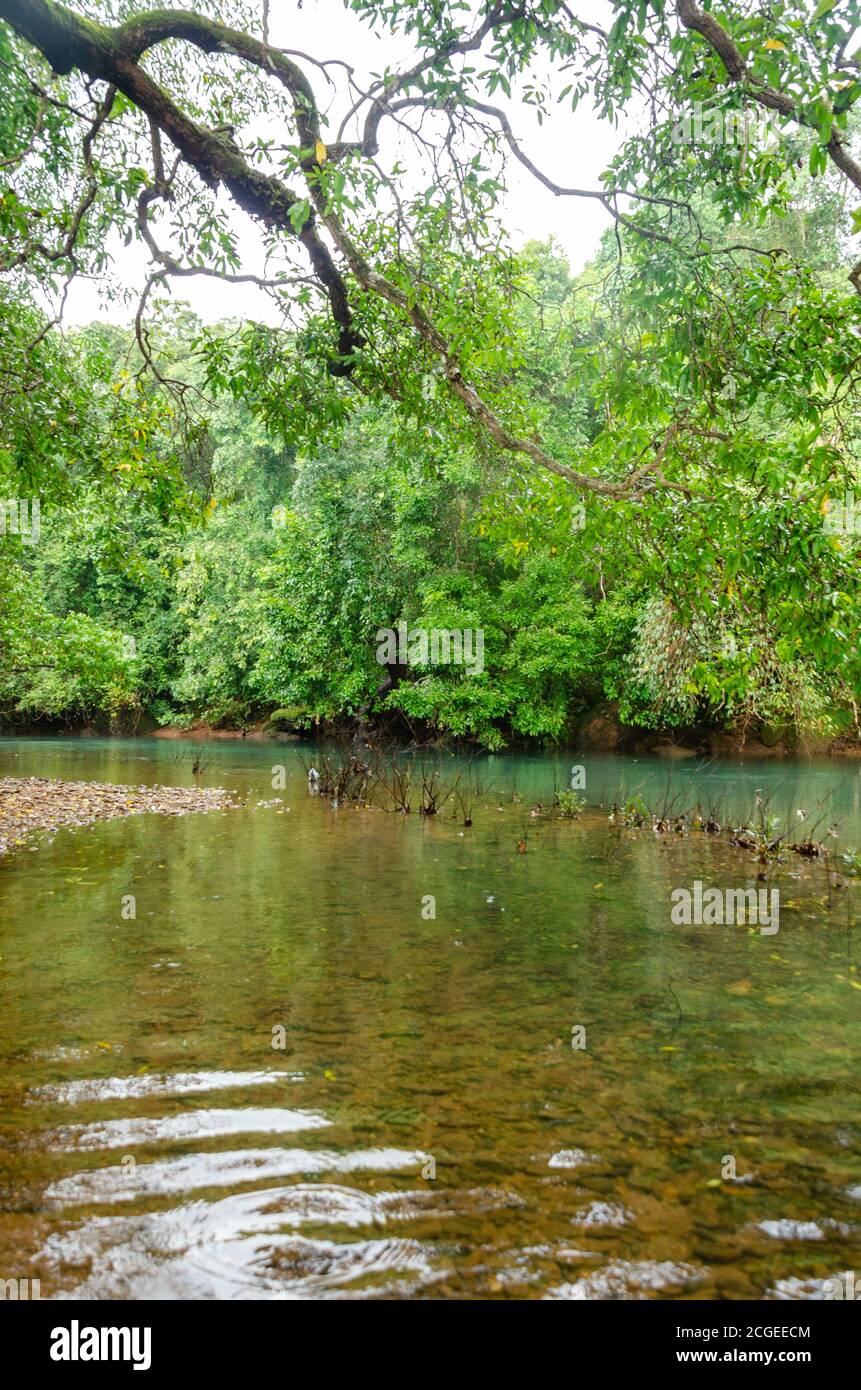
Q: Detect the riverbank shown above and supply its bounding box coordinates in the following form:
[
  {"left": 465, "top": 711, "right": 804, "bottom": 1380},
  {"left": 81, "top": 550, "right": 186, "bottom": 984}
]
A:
[
  {"left": 146, "top": 714, "right": 861, "bottom": 761},
  {"left": 3, "top": 704, "right": 861, "bottom": 760},
  {"left": 0, "top": 777, "right": 239, "bottom": 857}
]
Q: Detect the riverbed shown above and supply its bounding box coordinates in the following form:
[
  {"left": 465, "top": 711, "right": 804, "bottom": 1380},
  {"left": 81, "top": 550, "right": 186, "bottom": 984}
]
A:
[{"left": 0, "top": 737, "right": 859, "bottom": 1299}]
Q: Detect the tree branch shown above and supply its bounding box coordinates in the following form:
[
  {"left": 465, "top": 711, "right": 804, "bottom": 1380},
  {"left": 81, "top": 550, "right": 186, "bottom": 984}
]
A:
[
  {"left": 676, "top": 0, "right": 861, "bottom": 198},
  {"left": 0, "top": 0, "right": 704, "bottom": 500},
  {"left": 0, "top": 0, "right": 364, "bottom": 370}
]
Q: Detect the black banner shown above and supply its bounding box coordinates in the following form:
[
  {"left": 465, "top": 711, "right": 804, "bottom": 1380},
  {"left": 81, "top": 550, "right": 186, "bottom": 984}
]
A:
[{"left": 3, "top": 1295, "right": 855, "bottom": 1374}]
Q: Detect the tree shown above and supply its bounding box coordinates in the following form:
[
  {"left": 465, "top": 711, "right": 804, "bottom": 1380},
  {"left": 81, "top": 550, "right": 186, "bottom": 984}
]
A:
[
  {"left": 2, "top": 0, "right": 859, "bottom": 502},
  {"left": 2, "top": 2, "right": 859, "bottom": 744}
]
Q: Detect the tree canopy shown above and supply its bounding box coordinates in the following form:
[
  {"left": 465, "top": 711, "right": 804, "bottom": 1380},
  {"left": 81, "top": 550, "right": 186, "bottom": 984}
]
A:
[{"left": 1, "top": 2, "right": 860, "bottom": 745}]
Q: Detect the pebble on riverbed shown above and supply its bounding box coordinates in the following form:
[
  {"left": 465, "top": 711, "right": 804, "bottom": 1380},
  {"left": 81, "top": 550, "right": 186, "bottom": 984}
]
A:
[{"left": 0, "top": 776, "right": 240, "bottom": 857}]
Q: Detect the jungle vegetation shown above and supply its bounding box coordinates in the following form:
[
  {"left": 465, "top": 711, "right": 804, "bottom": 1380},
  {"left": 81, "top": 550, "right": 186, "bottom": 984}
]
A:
[{"left": 0, "top": 1, "right": 859, "bottom": 749}]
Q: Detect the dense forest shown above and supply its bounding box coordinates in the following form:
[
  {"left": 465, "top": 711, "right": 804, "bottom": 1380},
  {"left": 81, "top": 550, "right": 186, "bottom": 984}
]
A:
[
  {"left": 4, "top": 0, "right": 861, "bottom": 1322},
  {"left": 1, "top": 1, "right": 860, "bottom": 751}
]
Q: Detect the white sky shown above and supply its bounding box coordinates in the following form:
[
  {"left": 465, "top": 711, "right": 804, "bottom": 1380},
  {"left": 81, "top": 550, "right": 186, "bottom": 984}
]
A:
[{"left": 62, "top": 0, "right": 637, "bottom": 327}]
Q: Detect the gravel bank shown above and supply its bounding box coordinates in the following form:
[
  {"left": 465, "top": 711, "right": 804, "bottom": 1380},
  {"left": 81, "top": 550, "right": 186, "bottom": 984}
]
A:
[{"left": 0, "top": 777, "right": 239, "bottom": 857}]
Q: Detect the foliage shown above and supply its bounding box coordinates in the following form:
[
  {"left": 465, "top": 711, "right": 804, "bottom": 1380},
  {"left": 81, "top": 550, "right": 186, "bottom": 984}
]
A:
[{"left": 0, "top": 2, "right": 859, "bottom": 744}]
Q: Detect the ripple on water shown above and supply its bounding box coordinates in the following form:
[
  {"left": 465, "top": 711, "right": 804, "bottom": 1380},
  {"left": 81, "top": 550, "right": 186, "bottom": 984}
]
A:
[
  {"left": 46, "top": 1146, "right": 431, "bottom": 1206},
  {"left": 756, "top": 1218, "right": 854, "bottom": 1241},
  {"left": 50, "top": 1107, "right": 330, "bottom": 1151},
  {"left": 39, "top": 1182, "right": 448, "bottom": 1299},
  {"left": 769, "top": 1276, "right": 840, "bottom": 1300},
  {"left": 30, "top": 1070, "right": 302, "bottom": 1105},
  {"left": 544, "top": 1260, "right": 704, "bottom": 1300}
]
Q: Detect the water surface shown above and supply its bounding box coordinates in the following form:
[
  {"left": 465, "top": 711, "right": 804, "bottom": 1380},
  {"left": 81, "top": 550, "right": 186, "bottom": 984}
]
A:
[{"left": 0, "top": 737, "right": 859, "bottom": 1299}]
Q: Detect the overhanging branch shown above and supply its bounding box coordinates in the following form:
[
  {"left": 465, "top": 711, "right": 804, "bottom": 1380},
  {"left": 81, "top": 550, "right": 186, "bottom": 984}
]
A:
[{"left": 0, "top": 0, "right": 705, "bottom": 500}]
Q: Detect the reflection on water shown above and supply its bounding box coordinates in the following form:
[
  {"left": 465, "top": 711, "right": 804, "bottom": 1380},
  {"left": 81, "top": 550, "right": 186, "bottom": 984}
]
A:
[
  {"left": 31, "top": 1069, "right": 302, "bottom": 1105},
  {"left": 0, "top": 736, "right": 859, "bottom": 1299},
  {"left": 52, "top": 1105, "right": 330, "bottom": 1150}
]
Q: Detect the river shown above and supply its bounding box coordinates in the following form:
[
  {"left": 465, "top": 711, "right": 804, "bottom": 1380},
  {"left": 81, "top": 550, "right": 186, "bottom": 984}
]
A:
[{"left": 0, "top": 737, "right": 859, "bottom": 1299}]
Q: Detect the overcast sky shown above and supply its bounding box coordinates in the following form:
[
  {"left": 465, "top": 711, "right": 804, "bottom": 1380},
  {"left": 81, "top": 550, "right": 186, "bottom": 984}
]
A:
[{"left": 62, "top": 0, "right": 638, "bottom": 327}]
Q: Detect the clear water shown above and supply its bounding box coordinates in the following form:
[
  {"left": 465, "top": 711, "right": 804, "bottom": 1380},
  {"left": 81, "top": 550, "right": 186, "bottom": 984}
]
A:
[{"left": 0, "top": 737, "right": 859, "bottom": 1300}]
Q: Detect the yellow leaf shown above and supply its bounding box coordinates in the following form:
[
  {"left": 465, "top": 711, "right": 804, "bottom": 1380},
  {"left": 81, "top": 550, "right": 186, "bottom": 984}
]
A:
[
  {"left": 763, "top": 39, "right": 786, "bottom": 50},
  {"left": 315, "top": 139, "right": 327, "bottom": 165}
]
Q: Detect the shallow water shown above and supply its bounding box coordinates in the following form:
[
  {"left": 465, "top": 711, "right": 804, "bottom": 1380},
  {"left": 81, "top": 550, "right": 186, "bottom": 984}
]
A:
[{"left": 0, "top": 737, "right": 859, "bottom": 1300}]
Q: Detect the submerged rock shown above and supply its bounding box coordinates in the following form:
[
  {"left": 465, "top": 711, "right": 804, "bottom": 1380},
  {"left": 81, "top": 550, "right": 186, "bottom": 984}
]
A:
[
  {"left": 570, "top": 1201, "right": 633, "bottom": 1228},
  {"left": 545, "top": 1259, "right": 703, "bottom": 1300}
]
